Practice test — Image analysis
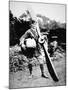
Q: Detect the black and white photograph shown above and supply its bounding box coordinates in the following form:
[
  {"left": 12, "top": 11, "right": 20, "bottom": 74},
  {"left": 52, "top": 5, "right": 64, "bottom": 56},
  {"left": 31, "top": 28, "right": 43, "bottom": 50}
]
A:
[{"left": 9, "top": 1, "right": 66, "bottom": 89}]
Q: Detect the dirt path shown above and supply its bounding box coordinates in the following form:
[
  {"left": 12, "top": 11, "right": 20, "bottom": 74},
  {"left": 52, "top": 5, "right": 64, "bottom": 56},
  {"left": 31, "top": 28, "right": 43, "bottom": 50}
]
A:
[{"left": 9, "top": 54, "right": 66, "bottom": 89}]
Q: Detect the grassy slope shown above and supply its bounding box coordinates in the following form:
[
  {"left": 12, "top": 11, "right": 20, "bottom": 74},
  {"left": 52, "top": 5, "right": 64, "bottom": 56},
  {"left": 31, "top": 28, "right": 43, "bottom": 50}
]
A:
[{"left": 9, "top": 46, "right": 66, "bottom": 89}]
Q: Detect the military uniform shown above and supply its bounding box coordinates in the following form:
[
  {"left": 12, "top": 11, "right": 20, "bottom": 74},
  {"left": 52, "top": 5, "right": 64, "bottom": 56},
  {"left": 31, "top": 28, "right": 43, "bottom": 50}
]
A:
[
  {"left": 20, "top": 23, "right": 48, "bottom": 78},
  {"left": 20, "top": 26, "right": 46, "bottom": 63}
]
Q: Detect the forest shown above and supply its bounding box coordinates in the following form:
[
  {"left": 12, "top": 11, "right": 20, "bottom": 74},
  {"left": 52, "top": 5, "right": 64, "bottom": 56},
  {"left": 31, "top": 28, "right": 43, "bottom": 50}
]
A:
[{"left": 9, "top": 10, "right": 66, "bottom": 50}]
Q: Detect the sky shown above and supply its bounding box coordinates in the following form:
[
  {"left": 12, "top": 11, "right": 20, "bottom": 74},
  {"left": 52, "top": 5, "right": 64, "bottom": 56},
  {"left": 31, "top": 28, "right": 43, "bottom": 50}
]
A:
[{"left": 10, "top": 1, "right": 66, "bottom": 23}]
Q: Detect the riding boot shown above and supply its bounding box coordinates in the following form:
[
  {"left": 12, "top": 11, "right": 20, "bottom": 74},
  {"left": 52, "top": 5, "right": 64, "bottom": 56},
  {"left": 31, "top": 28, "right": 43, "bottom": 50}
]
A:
[{"left": 40, "top": 64, "right": 48, "bottom": 78}]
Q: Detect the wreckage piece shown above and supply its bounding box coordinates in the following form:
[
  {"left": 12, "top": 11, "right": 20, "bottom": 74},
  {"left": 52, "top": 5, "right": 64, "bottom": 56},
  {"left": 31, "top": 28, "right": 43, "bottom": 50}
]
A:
[
  {"left": 42, "top": 43, "right": 59, "bottom": 82},
  {"left": 36, "top": 22, "right": 59, "bottom": 82}
]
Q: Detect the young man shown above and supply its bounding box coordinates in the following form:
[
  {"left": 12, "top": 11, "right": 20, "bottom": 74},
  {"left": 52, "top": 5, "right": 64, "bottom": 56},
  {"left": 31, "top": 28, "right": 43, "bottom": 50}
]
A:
[{"left": 20, "top": 10, "right": 48, "bottom": 78}]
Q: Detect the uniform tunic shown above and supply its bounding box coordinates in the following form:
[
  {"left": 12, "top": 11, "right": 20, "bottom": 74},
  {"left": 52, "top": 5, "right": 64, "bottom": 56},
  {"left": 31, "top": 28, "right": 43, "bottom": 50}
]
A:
[{"left": 20, "top": 27, "right": 46, "bottom": 64}]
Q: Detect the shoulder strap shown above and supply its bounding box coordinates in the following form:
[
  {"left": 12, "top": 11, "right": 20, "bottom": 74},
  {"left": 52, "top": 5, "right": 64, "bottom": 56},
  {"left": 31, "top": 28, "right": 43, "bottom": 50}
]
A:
[{"left": 30, "top": 28, "right": 38, "bottom": 40}]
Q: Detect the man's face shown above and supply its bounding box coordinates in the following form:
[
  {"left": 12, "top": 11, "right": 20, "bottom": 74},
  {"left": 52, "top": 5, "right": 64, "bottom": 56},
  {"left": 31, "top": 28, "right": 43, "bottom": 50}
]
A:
[
  {"left": 25, "top": 15, "right": 31, "bottom": 21},
  {"left": 23, "top": 15, "right": 31, "bottom": 21}
]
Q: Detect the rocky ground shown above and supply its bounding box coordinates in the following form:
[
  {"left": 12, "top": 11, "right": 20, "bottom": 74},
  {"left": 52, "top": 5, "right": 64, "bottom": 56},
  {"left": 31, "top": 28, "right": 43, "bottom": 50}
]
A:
[{"left": 9, "top": 45, "right": 66, "bottom": 89}]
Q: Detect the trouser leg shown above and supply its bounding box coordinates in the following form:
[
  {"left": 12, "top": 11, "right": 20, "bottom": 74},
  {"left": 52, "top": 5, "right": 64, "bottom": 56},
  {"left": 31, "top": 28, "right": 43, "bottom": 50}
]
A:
[
  {"left": 28, "top": 64, "right": 32, "bottom": 75},
  {"left": 40, "top": 64, "right": 44, "bottom": 74},
  {"left": 40, "top": 64, "right": 48, "bottom": 78}
]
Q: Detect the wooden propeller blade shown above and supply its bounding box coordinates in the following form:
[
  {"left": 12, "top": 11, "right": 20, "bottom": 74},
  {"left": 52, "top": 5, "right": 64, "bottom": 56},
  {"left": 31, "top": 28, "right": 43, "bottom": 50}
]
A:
[
  {"left": 36, "top": 21, "right": 59, "bottom": 82},
  {"left": 42, "top": 43, "right": 59, "bottom": 82}
]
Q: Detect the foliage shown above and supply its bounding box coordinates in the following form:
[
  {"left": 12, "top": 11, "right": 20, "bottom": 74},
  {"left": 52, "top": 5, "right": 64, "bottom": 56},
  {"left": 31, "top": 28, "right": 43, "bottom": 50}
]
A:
[{"left": 9, "top": 10, "right": 66, "bottom": 50}]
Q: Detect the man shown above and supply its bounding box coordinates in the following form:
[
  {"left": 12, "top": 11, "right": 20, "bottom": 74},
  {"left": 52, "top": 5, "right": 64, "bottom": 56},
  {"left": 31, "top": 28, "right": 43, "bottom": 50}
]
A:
[{"left": 20, "top": 10, "right": 48, "bottom": 78}]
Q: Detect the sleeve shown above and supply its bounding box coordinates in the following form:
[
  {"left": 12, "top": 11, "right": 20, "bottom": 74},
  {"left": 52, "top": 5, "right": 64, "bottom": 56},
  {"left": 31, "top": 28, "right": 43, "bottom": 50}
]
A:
[{"left": 20, "top": 29, "right": 33, "bottom": 45}]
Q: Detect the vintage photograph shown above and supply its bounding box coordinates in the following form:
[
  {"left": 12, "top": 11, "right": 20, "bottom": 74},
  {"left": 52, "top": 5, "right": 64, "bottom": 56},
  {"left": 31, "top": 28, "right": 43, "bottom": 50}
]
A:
[{"left": 9, "top": 1, "right": 66, "bottom": 89}]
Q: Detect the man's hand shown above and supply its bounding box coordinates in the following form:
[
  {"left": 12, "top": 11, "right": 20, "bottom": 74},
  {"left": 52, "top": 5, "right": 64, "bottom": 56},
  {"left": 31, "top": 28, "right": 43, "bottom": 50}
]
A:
[
  {"left": 20, "top": 38, "right": 26, "bottom": 50},
  {"left": 21, "top": 43, "right": 26, "bottom": 50},
  {"left": 38, "top": 36, "right": 45, "bottom": 44}
]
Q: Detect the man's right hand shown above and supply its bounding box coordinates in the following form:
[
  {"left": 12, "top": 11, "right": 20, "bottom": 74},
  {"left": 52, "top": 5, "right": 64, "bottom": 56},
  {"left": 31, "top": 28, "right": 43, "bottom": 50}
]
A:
[{"left": 38, "top": 36, "right": 45, "bottom": 44}]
